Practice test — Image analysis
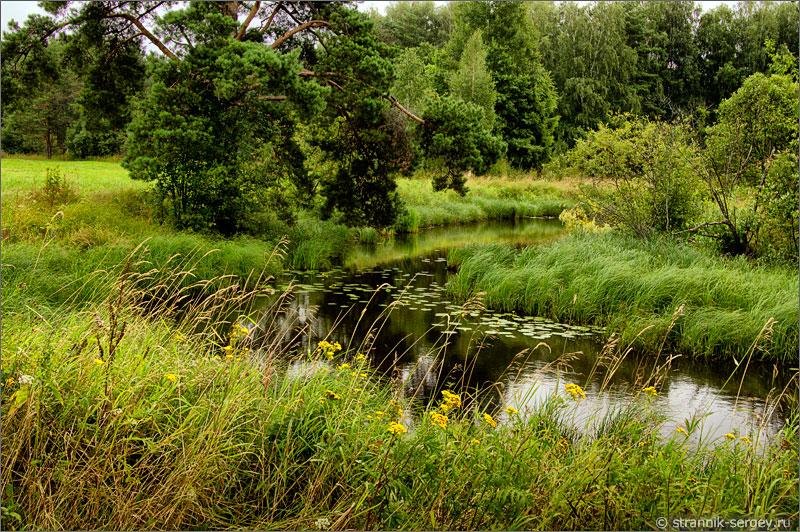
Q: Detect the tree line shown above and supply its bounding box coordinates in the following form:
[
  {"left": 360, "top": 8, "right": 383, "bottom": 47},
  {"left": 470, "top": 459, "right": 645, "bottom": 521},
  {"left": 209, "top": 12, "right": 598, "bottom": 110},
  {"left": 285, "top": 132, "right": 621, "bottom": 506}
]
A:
[{"left": 1, "top": 1, "right": 797, "bottom": 235}]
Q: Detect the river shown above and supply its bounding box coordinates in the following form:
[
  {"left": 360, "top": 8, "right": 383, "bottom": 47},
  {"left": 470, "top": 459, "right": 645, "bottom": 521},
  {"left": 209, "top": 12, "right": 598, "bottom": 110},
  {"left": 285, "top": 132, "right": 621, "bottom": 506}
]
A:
[{"left": 252, "top": 218, "right": 792, "bottom": 447}]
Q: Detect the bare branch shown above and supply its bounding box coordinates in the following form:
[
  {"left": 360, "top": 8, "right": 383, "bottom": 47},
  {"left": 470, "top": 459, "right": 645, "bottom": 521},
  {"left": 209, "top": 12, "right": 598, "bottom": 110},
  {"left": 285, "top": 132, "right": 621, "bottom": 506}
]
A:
[
  {"left": 107, "top": 13, "right": 178, "bottom": 59},
  {"left": 271, "top": 20, "right": 328, "bottom": 49},
  {"left": 671, "top": 221, "right": 729, "bottom": 235},
  {"left": 260, "top": 2, "right": 281, "bottom": 32},
  {"left": 236, "top": 1, "right": 261, "bottom": 40},
  {"left": 388, "top": 96, "right": 426, "bottom": 125}
]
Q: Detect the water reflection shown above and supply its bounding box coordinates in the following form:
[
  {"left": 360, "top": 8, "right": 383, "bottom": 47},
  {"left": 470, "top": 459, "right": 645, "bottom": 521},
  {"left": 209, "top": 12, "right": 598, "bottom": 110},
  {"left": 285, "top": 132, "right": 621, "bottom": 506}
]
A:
[{"left": 254, "top": 218, "right": 793, "bottom": 446}]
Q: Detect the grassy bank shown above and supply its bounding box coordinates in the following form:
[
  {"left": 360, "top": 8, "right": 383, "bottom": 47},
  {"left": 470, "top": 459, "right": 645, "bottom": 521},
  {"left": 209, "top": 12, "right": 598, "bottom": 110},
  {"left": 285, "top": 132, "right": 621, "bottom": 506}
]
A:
[
  {"left": 395, "top": 176, "right": 575, "bottom": 232},
  {"left": 2, "top": 267, "right": 796, "bottom": 531},
  {"left": 0, "top": 159, "right": 574, "bottom": 288},
  {"left": 446, "top": 233, "right": 799, "bottom": 363}
]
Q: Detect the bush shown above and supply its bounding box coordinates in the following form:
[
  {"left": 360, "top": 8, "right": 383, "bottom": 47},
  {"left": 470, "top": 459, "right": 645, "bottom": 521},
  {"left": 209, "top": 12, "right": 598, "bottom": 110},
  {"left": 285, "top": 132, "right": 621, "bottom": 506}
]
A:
[{"left": 567, "top": 115, "right": 702, "bottom": 237}]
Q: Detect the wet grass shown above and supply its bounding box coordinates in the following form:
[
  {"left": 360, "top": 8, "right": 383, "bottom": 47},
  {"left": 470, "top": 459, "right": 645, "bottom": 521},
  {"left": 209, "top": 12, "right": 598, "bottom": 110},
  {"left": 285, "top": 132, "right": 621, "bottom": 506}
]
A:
[{"left": 447, "top": 232, "right": 799, "bottom": 364}]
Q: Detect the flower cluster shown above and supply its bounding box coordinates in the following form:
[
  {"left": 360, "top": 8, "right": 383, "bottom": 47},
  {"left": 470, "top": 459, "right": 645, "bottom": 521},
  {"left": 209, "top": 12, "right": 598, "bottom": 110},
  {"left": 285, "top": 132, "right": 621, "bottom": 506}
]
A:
[
  {"left": 439, "top": 390, "right": 461, "bottom": 412},
  {"left": 565, "top": 383, "right": 586, "bottom": 401},
  {"left": 640, "top": 386, "right": 657, "bottom": 397},
  {"left": 677, "top": 427, "right": 689, "bottom": 437},
  {"left": 388, "top": 422, "right": 407, "bottom": 435},
  {"left": 316, "top": 340, "right": 342, "bottom": 360},
  {"left": 324, "top": 389, "right": 341, "bottom": 401},
  {"left": 482, "top": 413, "right": 497, "bottom": 428},
  {"left": 505, "top": 406, "right": 518, "bottom": 415},
  {"left": 430, "top": 412, "right": 448, "bottom": 430}
]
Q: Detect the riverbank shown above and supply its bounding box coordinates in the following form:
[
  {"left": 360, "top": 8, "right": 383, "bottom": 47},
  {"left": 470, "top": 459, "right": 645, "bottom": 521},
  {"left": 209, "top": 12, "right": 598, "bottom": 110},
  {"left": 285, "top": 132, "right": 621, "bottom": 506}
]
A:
[
  {"left": 446, "top": 233, "right": 799, "bottom": 364},
  {"left": 0, "top": 158, "right": 576, "bottom": 290},
  {"left": 2, "top": 267, "right": 796, "bottom": 530}
]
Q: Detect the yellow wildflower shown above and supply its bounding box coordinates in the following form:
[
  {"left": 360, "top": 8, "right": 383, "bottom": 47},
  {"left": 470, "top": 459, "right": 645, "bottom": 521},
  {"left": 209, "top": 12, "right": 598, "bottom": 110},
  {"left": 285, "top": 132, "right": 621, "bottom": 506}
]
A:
[
  {"left": 441, "top": 390, "right": 462, "bottom": 409},
  {"left": 641, "top": 386, "right": 657, "bottom": 397},
  {"left": 360, "top": 373, "right": 367, "bottom": 378},
  {"left": 565, "top": 383, "right": 586, "bottom": 401},
  {"left": 324, "top": 390, "right": 341, "bottom": 401},
  {"left": 482, "top": 413, "right": 497, "bottom": 428},
  {"left": 164, "top": 373, "right": 177, "bottom": 383},
  {"left": 337, "top": 363, "right": 351, "bottom": 371},
  {"left": 430, "top": 412, "right": 448, "bottom": 430},
  {"left": 174, "top": 333, "right": 185, "bottom": 343},
  {"left": 388, "top": 422, "right": 407, "bottom": 435},
  {"left": 724, "top": 433, "right": 736, "bottom": 440},
  {"left": 739, "top": 436, "right": 751, "bottom": 444},
  {"left": 471, "top": 438, "right": 481, "bottom": 444},
  {"left": 93, "top": 358, "right": 105, "bottom": 365},
  {"left": 222, "top": 345, "right": 233, "bottom": 352},
  {"left": 355, "top": 353, "right": 366, "bottom": 361},
  {"left": 505, "top": 406, "right": 518, "bottom": 415},
  {"left": 376, "top": 411, "right": 384, "bottom": 416},
  {"left": 677, "top": 427, "right": 689, "bottom": 437}
]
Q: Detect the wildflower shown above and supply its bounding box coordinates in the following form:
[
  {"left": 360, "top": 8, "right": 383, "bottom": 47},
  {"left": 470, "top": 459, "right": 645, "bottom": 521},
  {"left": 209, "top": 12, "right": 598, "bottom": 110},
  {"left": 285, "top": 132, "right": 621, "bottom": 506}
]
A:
[
  {"left": 739, "top": 436, "right": 751, "bottom": 444},
  {"left": 471, "top": 438, "right": 481, "bottom": 444},
  {"left": 164, "top": 373, "right": 177, "bottom": 383},
  {"left": 324, "top": 390, "right": 341, "bottom": 401},
  {"left": 565, "top": 383, "right": 586, "bottom": 401},
  {"left": 336, "top": 363, "right": 351, "bottom": 371},
  {"left": 355, "top": 353, "right": 366, "bottom": 361},
  {"left": 441, "top": 390, "right": 462, "bottom": 409},
  {"left": 482, "top": 413, "right": 497, "bottom": 428},
  {"left": 174, "top": 333, "right": 185, "bottom": 343},
  {"left": 430, "top": 412, "right": 448, "bottom": 430},
  {"left": 376, "top": 411, "right": 384, "bottom": 416},
  {"left": 18, "top": 374, "right": 34, "bottom": 386},
  {"left": 3, "top": 377, "right": 14, "bottom": 387},
  {"left": 225, "top": 354, "right": 233, "bottom": 359},
  {"left": 638, "top": 442, "right": 646, "bottom": 447},
  {"left": 677, "top": 427, "right": 689, "bottom": 437},
  {"left": 388, "top": 422, "right": 407, "bottom": 435},
  {"left": 641, "top": 386, "right": 657, "bottom": 397},
  {"left": 222, "top": 345, "right": 233, "bottom": 353},
  {"left": 360, "top": 373, "right": 367, "bottom": 378},
  {"left": 93, "top": 358, "right": 105, "bottom": 365},
  {"left": 314, "top": 517, "right": 331, "bottom": 530},
  {"left": 353, "top": 388, "right": 362, "bottom": 392},
  {"left": 724, "top": 433, "right": 736, "bottom": 440},
  {"left": 505, "top": 406, "right": 518, "bottom": 415}
]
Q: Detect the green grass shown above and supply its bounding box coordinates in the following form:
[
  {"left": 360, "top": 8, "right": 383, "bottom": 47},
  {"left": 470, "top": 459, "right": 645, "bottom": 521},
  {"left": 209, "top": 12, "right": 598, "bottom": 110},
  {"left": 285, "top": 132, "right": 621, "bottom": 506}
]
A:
[
  {"left": 1, "top": 262, "right": 796, "bottom": 530},
  {"left": 446, "top": 232, "right": 799, "bottom": 363},
  {"left": 395, "top": 177, "right": 575, "bottom": 232},
  {"left": 1, "top": 158, "right": 144, "bottom": 193}
]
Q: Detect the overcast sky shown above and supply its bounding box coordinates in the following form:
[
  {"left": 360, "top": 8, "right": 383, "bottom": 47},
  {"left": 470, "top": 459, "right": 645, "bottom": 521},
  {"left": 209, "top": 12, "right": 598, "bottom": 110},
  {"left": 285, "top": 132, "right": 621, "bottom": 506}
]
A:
[{"left": 1, "top": 1, "right": 739, "bottom": 35}]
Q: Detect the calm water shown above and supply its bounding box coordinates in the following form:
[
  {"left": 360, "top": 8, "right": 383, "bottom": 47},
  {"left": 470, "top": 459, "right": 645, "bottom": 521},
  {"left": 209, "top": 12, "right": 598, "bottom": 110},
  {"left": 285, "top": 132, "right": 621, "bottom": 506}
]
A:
[{"left": 253, "top": 219, "right": 794, "bottom": 446}]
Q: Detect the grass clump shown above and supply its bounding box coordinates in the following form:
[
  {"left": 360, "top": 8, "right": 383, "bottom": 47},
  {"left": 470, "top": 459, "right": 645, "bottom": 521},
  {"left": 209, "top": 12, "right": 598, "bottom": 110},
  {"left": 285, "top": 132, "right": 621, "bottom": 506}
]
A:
[{"left": 447, "top": 232, "right": 799, "bottom": 363}]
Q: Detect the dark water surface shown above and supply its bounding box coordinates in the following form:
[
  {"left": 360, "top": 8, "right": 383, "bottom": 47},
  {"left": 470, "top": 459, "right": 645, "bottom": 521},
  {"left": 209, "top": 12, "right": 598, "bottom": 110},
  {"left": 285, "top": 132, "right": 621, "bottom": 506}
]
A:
[{"left": 257, "top": 219, "right": 793, "bottom": 446}]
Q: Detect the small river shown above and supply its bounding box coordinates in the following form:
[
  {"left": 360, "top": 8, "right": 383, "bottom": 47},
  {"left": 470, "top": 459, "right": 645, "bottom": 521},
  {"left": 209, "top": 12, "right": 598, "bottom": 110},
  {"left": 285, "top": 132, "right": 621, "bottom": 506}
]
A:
[{"left": 255, "top": 218, "right": 792, "bottom": 447}]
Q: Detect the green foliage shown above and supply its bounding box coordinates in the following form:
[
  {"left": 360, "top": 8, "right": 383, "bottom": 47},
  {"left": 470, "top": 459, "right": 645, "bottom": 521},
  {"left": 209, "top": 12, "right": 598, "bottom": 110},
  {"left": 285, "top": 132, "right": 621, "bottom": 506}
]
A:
[
  {"left": 701, "top": 71, "right": 799, "bottom": 258},
  {"left": 372, "top": 1, "right": 453, "bottom": 49},
  {"left": 447, "top": 29, "right": 496, "bottom": 128},
  {"left": 124, "top": 26, "right": 327, "bottom": 232},
  {"left": 419, "top": 96, "right": 505, "bottom": 195},
  {"left": 566, "top": 115, "right": 702, "bottom": 237}
]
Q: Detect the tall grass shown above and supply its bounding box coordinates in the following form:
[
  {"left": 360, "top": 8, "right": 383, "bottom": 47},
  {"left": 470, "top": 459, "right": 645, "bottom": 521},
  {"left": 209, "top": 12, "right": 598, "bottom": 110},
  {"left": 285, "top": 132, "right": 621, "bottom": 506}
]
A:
[
  {"left": 394, "top": 177, "right": 574, "bottom": 232},
  {"left": 447, "top": 232, "right": 799, "bottom": 363},
  {"left": 1, "top": 251, "right": 797, "bottom": 530}
]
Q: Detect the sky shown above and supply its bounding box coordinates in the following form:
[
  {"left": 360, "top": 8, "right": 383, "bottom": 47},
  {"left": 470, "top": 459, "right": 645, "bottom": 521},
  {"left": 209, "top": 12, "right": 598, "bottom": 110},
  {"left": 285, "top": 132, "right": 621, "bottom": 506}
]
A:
[{"left": 1, "top": 1, "right": 740, "bottom": 34}]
